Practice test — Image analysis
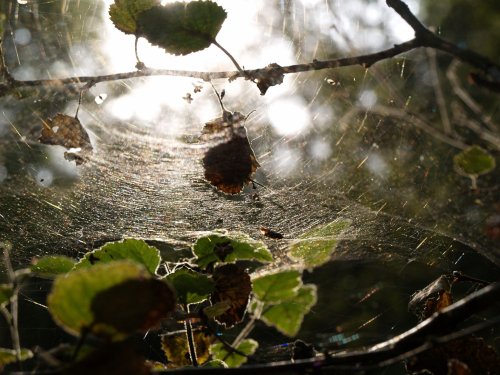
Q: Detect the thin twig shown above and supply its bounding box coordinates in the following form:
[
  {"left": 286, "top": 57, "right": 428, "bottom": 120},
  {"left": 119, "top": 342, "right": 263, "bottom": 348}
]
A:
[
  {"left": 426, "top": 48, "right": 451, "bottom": 134},
  {"left": 184, "top": 304, "right": 199, "bottom": 367},
  {"left": 2, "top": 244, "right": 22, "bottom": 369}
]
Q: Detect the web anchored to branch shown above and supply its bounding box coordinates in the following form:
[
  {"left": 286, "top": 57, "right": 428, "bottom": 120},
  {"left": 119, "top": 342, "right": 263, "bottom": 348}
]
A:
[{"left": 0, "top": 0, "right": 499, "bottom": 373}]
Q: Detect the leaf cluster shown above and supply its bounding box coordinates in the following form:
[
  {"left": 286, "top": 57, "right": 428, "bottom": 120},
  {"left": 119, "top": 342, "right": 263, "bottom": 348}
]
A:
[{"left": 2, "top": 222, "right": 359, "bottom": 371}]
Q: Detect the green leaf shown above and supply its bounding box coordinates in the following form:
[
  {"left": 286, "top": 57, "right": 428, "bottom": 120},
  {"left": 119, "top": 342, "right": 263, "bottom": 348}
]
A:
[
  {"left": 288, "top": 219, "right": 351, "bottom": 268},
  {"left": 75, "top": 239, "right": 161, "bottom": 274},
  {"left": 0, "top": 284, "right": 13, "bottom": 306},
  {"left": 48, "top": 260, "right": 150, "bottom": 337},
  {"left": 252, "top": 270, "right": 302, "bottom": 303},
  {"left": 260, "top": 285, "right": 317, "bottom": 337},
  {"left": 109, "top": 0, "right": 160, "bottom": 35},
  {"left": 30, "top": 256, "right": 76, "bottom": 278},
  {"left": 165, "top": 267, "right": 214, "bottom": 305},
  {"left": 210, "top": 339, "right": 258, "bottom": 367},
  {"left": 136, "top": 1, "right": 227, "bottom": 56},
  {"left": 453, "top": 145, "right": 496, "bottom": 176},
  {"left": 193, "top": 232, "right": 272, "bottom": 269},
  {"left": 0, "top": 348, "right": 33, "bottom": 369},
  {"left": 203, "top": 359, "right": 228, "bottom": 368}
]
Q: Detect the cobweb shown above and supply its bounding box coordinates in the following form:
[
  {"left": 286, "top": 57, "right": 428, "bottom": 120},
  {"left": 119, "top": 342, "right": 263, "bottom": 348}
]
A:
[{"left": 0, "top": 0, "right": 499, "bottom": 360}]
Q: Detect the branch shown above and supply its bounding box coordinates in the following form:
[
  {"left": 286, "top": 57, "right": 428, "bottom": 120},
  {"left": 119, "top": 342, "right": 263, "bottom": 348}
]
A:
[
  {"left": 160, "top": 283, "right": 500, "bottom": 374},
  {"left": 386, "top": 0, "right": 500, "bottom": 80},
  {"left": 0, "top": 0, "right": 498, "bottom": 96}
]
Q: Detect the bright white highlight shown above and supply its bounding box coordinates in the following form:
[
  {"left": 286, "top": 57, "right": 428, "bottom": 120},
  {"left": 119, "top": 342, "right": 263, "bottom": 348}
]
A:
[{"left": 268, "top": 97, "right": 311, "bottom": 136}]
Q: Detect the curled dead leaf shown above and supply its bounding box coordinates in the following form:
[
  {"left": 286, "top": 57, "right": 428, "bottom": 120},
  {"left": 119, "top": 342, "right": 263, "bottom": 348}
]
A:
[
  {"left": 201, "top": 100, "right": 260, "bottom": 195},
  {"left": 408, "top": 275, "right": 453, "bottom": 321},
  {"left": 39, "top": 113, "right": 92, "bottom": 165},
  {"left": 211, "top": 264, "right": 251, "bottom": 327}
]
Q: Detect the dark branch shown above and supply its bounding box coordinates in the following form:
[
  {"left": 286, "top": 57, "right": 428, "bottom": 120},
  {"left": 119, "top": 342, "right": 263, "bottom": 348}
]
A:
[
  {"left": 1, "top": 0, "right": 499, "bottom": 95},
  {"left": 165, "top": 282, "right": 500, "bottom": 374}
]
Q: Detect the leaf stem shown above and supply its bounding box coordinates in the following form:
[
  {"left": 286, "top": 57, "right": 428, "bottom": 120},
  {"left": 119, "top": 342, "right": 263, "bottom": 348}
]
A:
[
  {"left": 211, "top": 39, "right": 244, "bottom": 74},
  {"left": 184, "top": 304, "right": 199, "bottom": 367}
]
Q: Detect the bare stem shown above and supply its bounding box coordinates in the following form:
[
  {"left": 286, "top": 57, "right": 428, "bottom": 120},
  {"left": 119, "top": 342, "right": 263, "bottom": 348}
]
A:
[
  {"left": 184, "top": 304, "right": 198, "bottom": 367},
  {"left": 2, "top": 244, "right": 22, "bottom": 369},
  {"left": 211, "top": 40, "right": 244, "bottom": 74}
]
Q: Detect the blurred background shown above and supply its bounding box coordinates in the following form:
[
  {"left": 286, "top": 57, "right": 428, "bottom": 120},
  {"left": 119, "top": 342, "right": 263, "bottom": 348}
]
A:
[{"left": 0, "top": 0, "right": 499, "bottom": 373}]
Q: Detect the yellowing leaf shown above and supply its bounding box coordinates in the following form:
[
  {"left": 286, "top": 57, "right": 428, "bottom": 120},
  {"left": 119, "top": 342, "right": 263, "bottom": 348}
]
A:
[
  {"left": 109, "top": 0, "right": 160, "bottom": 35},
  {"left": 161, "top": 330, "right": 213, "bottom": 368},
  {"left": 210, "top": 339, "right": 258, "bottom": 367}
]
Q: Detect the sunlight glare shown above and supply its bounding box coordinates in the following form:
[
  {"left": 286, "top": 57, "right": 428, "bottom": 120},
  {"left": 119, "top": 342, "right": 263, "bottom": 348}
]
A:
[
  {"left": 267, "top": 97, "right": 311, "bottom": 136},
  {"left": 309, "top": 138, "right": 332, "bottom": 160},
  {"left": 271, "top": 146, "right": 301, "bottom": 177}
]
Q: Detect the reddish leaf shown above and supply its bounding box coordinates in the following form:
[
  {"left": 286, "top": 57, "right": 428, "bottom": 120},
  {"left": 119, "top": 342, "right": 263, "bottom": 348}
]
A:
[
  {"left": 211, "top": 264, "right": 251, "bottom": 327},
  {"left": 39, "top": 113, "right": 92, "bottom": 164}
]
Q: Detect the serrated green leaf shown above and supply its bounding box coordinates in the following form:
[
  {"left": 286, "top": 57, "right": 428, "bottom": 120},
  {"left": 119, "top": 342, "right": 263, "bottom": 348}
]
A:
[
  {"left": 193, "top": 232, "right": 272, "bottom": 269},
  {"left": 252, "top": 270, "right": 302, "bottom": 303},
  {"left": 210, "top": 339, "right": 258, "bottom": 367},
  {"left": 30, "top": 256, "right": 76, "bottom": 278},
  {"left": 109, "top": 0, "right": 160, "bottom": 34},
  {"left": 0, "top": 284, "right": 13, "bottom": 306},
  {"left": 48, "top": 260, "right": 150, "bottom": 338},
  {"left": 453, "top": 145, "right": 496, "bottom": 176},
  {"left": 137, "top": 1, "right": 227, "bottom": 56},
  {"left": 75, "top": 239, "right": 161, "bottom": 274},
  {"left": 0, "top": 348, "right": 33, "bottom": 369},
  {"left": 165, "top": 267, "right": 214, "bottom": 305},
  {"left": 288, "top": 219, "right": 351, "bottom": 268},
  {"left": 260, "top": 285, "right": 317, "bottom": 337}
]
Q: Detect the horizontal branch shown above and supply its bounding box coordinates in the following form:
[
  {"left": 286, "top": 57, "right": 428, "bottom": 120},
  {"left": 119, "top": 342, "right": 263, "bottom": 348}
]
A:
[{"left": 1, "top": 0, "right": 499, "bottom": 96}]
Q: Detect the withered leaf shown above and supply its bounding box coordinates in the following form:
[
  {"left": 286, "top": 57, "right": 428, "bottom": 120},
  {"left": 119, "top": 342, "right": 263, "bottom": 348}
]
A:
[
  {"left": 161, "top": 330, "right": 213, "bottom": 368},
  {"left": 39, "top": 113, "right": 92, "bottom": 165},
  {"left": 211, "top": 264, "right": 251, "bottom": 327},
  {"left": 254, "top": 63, "right": 284, "bottom": 95},
  {"left": 408, "top": 275, "right": 453, "bottom": 321},
  {"left": 202, "top": 110, "right": 259, "bottom": 195}
]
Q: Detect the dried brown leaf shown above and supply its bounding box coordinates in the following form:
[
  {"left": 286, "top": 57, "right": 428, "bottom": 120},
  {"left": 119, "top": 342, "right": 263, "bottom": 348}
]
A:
[{"left": 211, "top": 264, "right": 251, "bottom": 327}]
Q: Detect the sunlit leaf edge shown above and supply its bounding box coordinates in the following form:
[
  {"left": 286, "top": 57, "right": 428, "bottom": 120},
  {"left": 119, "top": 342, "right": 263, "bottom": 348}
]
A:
[
  {"left": 47, "top": 261, "right": 150, "bottom": 337},
  {"left": 136, "top": 0, "right": 227, "bottom": 56},
  {"left": 193, "top": 231, "right": 272, "bottom": 269},
  {"left": 259, "top": 284, "right": 317, "bottom": 337},
  {"left": 210, "top": 339, "right": 258, "bottom": 367},
  {"left": 74, "top": 238, "right": 161, "bottom": 274}
]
